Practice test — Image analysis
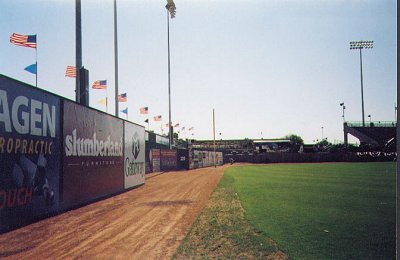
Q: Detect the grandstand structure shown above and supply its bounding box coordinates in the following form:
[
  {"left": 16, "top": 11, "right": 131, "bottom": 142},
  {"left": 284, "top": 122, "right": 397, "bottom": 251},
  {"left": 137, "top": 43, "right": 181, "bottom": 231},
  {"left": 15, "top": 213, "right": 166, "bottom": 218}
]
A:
[
  {"left": 190, "top": 138, "right": 293, "bottom": 155},
  {"left": 344, "top": 121, "right": 396, "bottom": 151}
]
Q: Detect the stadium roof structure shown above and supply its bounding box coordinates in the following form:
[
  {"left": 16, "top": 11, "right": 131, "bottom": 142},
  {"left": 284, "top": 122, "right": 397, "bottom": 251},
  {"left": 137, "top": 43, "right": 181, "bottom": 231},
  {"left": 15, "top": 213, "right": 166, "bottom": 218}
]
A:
[{"left": 253, "top": 139, "right": 291, "bottom": 144}]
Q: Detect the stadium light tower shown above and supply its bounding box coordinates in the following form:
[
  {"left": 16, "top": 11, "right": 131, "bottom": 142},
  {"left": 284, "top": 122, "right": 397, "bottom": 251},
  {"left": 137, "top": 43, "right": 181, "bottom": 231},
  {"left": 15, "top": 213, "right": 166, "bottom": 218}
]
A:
[
  {"left": 321, "top": 126, "right": 324, "bottom": 140},
  {"left": 340, "top": 102, "right": 346, "bottom": 123},
  {"left": 350, "top": 40, "right": 373, "bottom": 127},
  {"left": 166, "top": 0, "right": 176, "bottom": 149}
]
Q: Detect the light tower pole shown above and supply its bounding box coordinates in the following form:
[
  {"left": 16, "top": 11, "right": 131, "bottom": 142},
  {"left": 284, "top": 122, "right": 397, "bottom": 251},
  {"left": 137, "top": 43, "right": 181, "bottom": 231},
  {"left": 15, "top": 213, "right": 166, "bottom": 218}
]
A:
[
  {"left": 166, "top": 0, "right": 176, "bottom": 149},
  {"left": 350, "top": 40, "right": 373, "bottom": 127}
]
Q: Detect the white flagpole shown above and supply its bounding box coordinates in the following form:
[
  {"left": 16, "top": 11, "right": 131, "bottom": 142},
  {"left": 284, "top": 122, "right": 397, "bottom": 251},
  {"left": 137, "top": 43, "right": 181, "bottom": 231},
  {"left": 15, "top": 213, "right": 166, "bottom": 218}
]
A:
[{"left": 114, "top": 0, "right": 119, "bottom": 117}]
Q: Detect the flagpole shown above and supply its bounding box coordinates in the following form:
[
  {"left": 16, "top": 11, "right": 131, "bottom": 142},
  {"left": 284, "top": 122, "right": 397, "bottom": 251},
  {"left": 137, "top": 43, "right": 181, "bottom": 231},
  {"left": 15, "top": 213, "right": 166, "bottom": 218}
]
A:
[
  {"left": 35, "top": 34, "right": 38, "bottom": 88},
  {"left": 114, "top": 0, "right": 119, "bottom": 117},
  {"left": 106, "top": 88, "right": 108, "bottom": 113},
  {"left": 213, "top": 108, "right": 216, "bottom": 168}
]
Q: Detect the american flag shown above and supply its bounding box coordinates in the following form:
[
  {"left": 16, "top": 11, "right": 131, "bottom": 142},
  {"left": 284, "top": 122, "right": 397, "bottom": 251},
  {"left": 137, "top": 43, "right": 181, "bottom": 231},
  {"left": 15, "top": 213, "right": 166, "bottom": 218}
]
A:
[
  {"left": 118, "top": 93, "right": 127, "bottom": 102},
  {"left": 65, "top": 66, "right": 76, "bottom": 78},
  {"left": 10, "top": 33, "right": 36, "bottom": 48},
  {"left": 154, "top": 115, "right": 162, "bottom": 121},
  {"left": 92, "top": 80, "right": 107, "bottom": 89},
  {"left": 139, "top": 106, "right": 148, "bottom": 114}
]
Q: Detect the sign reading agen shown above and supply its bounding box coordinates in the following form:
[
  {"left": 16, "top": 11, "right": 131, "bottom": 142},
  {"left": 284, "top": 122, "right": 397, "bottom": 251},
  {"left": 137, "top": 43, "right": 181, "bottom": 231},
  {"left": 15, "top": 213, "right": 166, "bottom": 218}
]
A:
[{"left": 0, "top": 89, "right": 56, "bottom": 155}]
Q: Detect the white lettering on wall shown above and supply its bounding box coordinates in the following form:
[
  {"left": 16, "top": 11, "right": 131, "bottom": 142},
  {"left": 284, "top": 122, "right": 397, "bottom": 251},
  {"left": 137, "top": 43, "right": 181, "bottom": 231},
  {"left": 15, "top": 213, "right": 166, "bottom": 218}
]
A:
[{"left": 0, "top": 90, "right": 57, "bottom": 138}]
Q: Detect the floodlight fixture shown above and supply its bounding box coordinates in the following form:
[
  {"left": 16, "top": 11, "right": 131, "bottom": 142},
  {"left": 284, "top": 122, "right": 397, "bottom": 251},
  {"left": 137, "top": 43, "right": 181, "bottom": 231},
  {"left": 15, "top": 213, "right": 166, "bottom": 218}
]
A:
[
  {"left": 166, "top": 0, "right": 176, "bottom": 18},
  {"left": 349, "top": 40, "right": 374, "bottom": 49}
]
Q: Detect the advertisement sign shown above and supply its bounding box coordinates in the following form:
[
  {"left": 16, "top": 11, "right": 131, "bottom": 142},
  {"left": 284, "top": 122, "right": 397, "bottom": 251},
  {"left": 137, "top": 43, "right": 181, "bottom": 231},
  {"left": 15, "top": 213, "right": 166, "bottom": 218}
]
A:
[
  {"left": 188, "top": 149, "right": 194, "bottom": 169},
  {"left": 0, "top": 76, "right": 61, "bottom": 232},
  {"left": 160, "top": 149, "right": 177, "bottom": 171},
  {"left": 194, "top": 150, "right": 202, "bottom": 168},
  {"left": 216, "top": 151, "right": 223, "bottom": 165},
  {"left": 177, "top": 149, "right": 189, "bottom": 170},
  {"left": 63, "top": 101, "right": 123, "bottom": 209},
  {"left": 205, "top": 151, "right": 210, "bottom": 167},
  {"left": 156, "top": 135, "right": 169, "bottom": 146},
  {"left": 151, "top": 149, "right": 161, "bottom": 172},
  {"left": 124, "top": 122, "right": 145, "bottom": 189}
]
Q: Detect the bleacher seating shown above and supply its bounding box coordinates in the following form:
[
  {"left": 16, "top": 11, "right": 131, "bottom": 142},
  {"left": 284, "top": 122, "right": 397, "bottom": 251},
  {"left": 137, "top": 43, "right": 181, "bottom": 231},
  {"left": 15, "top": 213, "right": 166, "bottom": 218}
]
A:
[{"left": 344, "top": 121, "right": 396, "bottom": 149}]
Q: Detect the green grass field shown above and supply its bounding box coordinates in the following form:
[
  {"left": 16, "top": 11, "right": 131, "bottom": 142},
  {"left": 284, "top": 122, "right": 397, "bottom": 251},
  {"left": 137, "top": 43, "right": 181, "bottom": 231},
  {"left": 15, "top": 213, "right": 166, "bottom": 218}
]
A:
[{"left": 226, "top": 162, "right": 396, "bottom": 259}]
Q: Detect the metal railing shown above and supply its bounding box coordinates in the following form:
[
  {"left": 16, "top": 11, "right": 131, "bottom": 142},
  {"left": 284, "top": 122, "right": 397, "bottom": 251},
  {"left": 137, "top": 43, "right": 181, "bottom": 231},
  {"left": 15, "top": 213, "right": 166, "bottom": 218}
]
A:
[{"left": 345, "top": 121, "right": 397, "bottom": 127}]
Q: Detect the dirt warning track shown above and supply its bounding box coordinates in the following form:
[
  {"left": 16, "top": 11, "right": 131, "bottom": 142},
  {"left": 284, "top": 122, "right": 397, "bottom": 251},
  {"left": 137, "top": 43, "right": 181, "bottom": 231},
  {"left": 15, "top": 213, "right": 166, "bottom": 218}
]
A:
[{"left": 0, "top": 166, "right": 226, "bottom": 259}]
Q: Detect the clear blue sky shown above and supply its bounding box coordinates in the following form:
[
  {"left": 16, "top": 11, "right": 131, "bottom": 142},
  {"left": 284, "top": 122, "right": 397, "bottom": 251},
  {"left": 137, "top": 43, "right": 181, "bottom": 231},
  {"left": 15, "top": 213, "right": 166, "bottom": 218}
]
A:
[{"left": 0, "top": 0, "right": 397, "bottom": 143}]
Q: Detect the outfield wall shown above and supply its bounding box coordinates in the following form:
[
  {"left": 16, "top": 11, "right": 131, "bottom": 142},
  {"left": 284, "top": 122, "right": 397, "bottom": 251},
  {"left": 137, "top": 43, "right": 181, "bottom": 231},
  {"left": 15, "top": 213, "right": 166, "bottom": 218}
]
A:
[
  {"left": 189, "top": 150, "right": 223, "bottom": 169},
  {"left": 149, "top": 148, "right": 179, "bottom": 172},
  {"left": 147, "top": 149, "right": 223, "bottom": 172},
  {"left": 225, "top": 152, "right": 396, "bottom": 164},
  {"left": 0, "top": 75, "right": 145, "bottom": 233}
]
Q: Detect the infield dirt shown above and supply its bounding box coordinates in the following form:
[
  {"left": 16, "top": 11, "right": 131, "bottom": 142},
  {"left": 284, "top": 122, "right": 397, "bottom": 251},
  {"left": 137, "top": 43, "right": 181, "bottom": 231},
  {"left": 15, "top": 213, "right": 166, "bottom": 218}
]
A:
[{"left": 0, "top": 166, "right": 225, "bottom": 259}]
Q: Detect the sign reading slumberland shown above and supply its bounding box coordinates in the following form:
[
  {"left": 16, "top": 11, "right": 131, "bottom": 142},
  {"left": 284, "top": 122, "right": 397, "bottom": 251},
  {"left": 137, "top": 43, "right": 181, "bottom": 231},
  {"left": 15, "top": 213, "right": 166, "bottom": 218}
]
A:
[
  {"left": 0, "top": 76, "right": 61, "bottom": 232},
  {"left": 124, "top": 122, "right": 145, "bottom": 189},
  {"left": 63, "top": 100, "right": 124, "bottom": 208}
]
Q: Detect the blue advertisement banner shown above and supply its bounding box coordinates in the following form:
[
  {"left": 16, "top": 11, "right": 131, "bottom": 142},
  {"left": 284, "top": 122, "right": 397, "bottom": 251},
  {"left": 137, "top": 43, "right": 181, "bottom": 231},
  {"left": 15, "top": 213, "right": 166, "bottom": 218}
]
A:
[{"left": 0, "top": 75, "right": 61, "bottom": 232}]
